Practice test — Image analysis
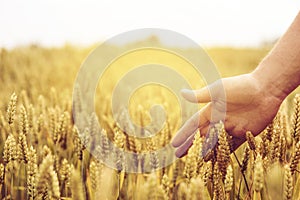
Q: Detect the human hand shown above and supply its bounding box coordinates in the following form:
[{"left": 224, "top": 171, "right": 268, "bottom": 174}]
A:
[{"left": 172, "top": 72, "right": 285, "bottom": 157}]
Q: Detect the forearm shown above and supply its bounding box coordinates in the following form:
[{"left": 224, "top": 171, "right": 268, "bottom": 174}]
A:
[{"left": 252, "top": 11, "right": 300, "bottom": 101}]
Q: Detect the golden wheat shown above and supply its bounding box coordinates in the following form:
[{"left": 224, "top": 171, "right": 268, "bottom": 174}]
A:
[{"left": 0, "top": 46, "right": 299, "bottom": 200}]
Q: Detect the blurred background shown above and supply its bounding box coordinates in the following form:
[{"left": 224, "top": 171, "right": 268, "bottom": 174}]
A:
[
  {"left": 0, "top": 0, "right": 299, "bottom": 48},
  {"left": 1, "top": 0, "right": 300, "bottom": 105},
  {"left": 0, "top": 0, "right": 300, "bottom": 106}
]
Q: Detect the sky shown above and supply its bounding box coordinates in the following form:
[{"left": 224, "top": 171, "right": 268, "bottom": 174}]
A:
[{"left": 0, "top": 0, "right": 299, "bottom": 48}]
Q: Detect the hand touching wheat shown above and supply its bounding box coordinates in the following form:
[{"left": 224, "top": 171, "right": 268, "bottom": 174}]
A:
[
  {"left": 172, "top": 73, "right": 283, "bottom": 157},
  {"left": 172, "top": 11, "right": 300, "bottom": 157}
]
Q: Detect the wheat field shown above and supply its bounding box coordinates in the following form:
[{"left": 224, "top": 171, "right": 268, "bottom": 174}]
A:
[{"left": 0, "top": 43, "right": 299, "bottom": 200}]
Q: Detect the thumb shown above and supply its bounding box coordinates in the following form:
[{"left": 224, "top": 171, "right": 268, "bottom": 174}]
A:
[
  {"left": 181, "top": 87, "right": 211, "bottom": 103},
  {"left": 181, "top": 79, "right": 224, "bottom": 103}
]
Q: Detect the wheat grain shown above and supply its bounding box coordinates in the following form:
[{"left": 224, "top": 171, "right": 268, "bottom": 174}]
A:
[
  {"left": 291, "top": 94, "right": 300, "bottom": 143},
  {"left": 36, "top": 154, "right": 60, "bottom": 200},
  {"left": 224, "top": 164, "right": 233, "bottom": 193},
  {"left": 246, "top": 131, "right": 256, "bottom": 151},
  {"left": 59, "top": 158, "right": 71, "bottom": 188},
  {"left": 216, "top": 122, "right": 231, "bottom": 182},
  {"left": 290, "top": 141, "right": 300, "bottom": 174},
  {"left": 161, "top": 174, "right": 170, "bottom": 197},
  {"left": 27, "top": 104, "right": 34, "bottom": 130},
  {"left": 253, "top": 154, "right": 263, "bottom": 192},
  {"left": 284, "top": 164, "right": 293, "bottom": 200},
  {"left": 89, "top": 160, "right": 101, "bottom": 193},
  {"left": 0, "top": 164, "right": 4, "bottom": 185},
  {"left": 213, "top": 162, "right": 225, "bottom": 200},
  {"left": 18, "top": 132, "right": 28, "bottom": 163},
  {"left": 27, "top": 146, "right": 37, "bottom": 200},
  {"left": 3, "top": 134, "right": 18, "bottom": 165},
  {"left": 19, "top": 105, "right": 29, "bottom": 136},
  {"left": 6, "top": 92, "right": 17, "bottom": 125}
]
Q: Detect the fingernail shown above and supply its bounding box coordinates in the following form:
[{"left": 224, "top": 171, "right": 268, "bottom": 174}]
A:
[
  {"left": 180, "top": 89, "right": 193, "bottom": 95},
  {"left": 175, "top": 150, "right": 182, "bottom": 158},
  {"left": 171, "top": 134, "right": 180, "bottom": 147},
  {"left": 181, "top": 89, "right": 197, "bottom": 101},
  {"left": 171, "top": 137, "right": 177, "bottom": 147}
]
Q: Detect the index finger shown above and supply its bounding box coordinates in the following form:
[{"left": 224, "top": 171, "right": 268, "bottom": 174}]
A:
[{"left": 171, "top": 103, "right": 211, "bottom": 147}]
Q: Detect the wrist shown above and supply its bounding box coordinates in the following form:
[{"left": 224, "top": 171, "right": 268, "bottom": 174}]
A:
[{"left": 251, "top": 60, "right": 289, "bottom": 102}]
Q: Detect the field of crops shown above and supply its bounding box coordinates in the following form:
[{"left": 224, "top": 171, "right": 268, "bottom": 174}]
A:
[{"left": 0, "top": 41, "right": 299, "bottom": 200}]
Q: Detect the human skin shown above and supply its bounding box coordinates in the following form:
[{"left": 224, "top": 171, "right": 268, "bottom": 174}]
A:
[{"left": 172, "top": 11, "right": 300, "bottom": 158}]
